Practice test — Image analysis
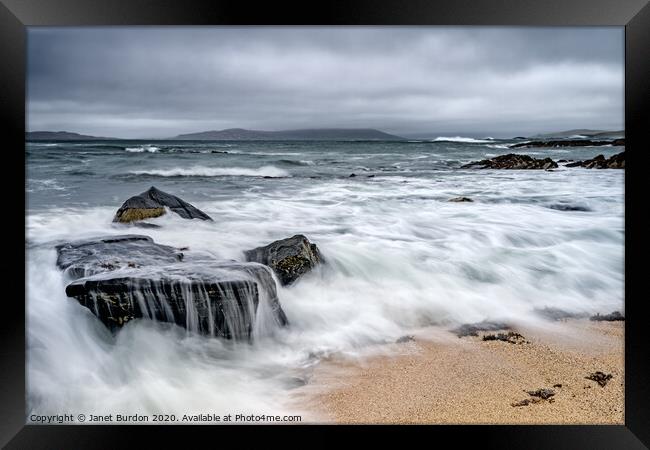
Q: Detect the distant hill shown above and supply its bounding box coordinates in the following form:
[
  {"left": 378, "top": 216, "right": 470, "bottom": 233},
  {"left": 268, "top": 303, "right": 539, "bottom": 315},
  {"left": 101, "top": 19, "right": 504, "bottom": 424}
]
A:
[
  {"left": 531, "top": 129, "right": 624, "bottom": 140},
  {"left": 27, "top": 131, "right": 116, "bottom": 141},
  {"left": 171, "top": 128, "right": 405, "bottom": 141}
]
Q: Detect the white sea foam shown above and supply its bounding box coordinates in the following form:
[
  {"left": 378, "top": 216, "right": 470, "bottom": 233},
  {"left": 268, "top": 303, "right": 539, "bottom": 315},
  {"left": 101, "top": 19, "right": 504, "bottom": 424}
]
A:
[
  {"left": 26, "top": 145, "right": 625, "bottom": 422},
  {"left": 125, "top": 146, "right": 160, "bottom": 153},
  {"left": 129, "top": 165, "right": 289, "bottom": 178},
  {"left": 432, "top": 136, "right": 494, "bottom": 144}
]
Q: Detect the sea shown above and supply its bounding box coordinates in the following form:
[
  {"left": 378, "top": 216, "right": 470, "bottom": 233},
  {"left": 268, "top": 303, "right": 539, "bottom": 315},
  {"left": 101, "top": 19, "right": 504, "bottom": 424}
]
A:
[{"left": 25, "top": 137, "right": 625, "bottom": 421}]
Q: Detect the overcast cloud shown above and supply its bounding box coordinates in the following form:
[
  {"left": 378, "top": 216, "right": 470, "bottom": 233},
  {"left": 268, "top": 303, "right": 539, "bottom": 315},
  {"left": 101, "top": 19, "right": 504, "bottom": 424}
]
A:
[{"left": 27, "top": 27, "right": 624, "bottom": 138}]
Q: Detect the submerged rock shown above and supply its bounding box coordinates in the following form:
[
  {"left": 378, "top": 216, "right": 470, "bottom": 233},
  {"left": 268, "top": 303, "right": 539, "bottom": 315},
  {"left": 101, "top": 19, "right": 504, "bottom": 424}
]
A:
[
  {"left": 244, "top": 234, "right": 322, "bottom": 286},
  {"left": 533, "top": 307, "right": 585, "bottom": 321},
  {"left": 448, "top": 196, "right": 473, "bottom": 202},
  {"left": 565, "top": 152, "right": 624, "bottom": 169},
  {"left": 57, "top": 235, "right": 287, "bottom": 339},
  {"left": 452, "top": 321, "right": 510, "bottom": 337},
  {"left": 113, "top": 186, "right": 213, "bottom": 223},
  {"left": 548, "top": 204, "right": 592, "bottom": 212},
  {"left": 461, "top": 154, "right": 558, "bottom": 170},
  {"left": 590, "top": 311, "right": 624, "bottom": 321}
]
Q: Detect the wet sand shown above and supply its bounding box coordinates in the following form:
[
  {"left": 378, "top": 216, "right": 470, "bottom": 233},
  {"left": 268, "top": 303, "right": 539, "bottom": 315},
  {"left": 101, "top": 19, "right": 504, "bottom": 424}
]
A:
[{"left": 292, "top": 319, "right": 624, "bottom": 424}]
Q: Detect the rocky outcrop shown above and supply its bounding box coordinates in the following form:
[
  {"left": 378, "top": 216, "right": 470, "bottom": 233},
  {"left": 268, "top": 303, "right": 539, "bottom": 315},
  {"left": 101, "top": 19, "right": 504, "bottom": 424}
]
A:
[
  {"left": 448, "top": 196, "right": 473, "bottom": 202},
  {"left": 56, "top": 235, "right": 287, "bottom": 339},
  {"left": 565, "top": 152, "right": 624, "bottom": 169},
  {"left": 113, "top": 186, "right": 213, "bottom": 223},
  {"left": 244, "top": 234, "right": 322, "bottom": 286},
  {"left": 590, "top": 311, "right": 624, "bottom": 321},
  {"left": 510, "top": 138, "right": 624, "bottom": 148},
  {"left": 461, "top": 154, "right": 558, "bottom": 170}
]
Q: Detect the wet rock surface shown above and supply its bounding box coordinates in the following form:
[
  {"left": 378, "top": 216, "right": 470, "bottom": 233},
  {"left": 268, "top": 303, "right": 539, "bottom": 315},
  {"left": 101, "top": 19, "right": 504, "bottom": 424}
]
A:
[
  {"left": 461, "top": 154, "right": 558, "bottom": 170},
  {"left": 586, "top": 372, "right": 613, "bottom": 387},
  {"left": 56, "top": 235, "right": 184, "bottom": 280},
  {"left": 57, "top": 234, "right": 288, "bottom": 339},
  {"left": 448, "top": 196, "right": 473, "bottom": 202},
  {"left": 482, "top": 331, "right": 528, "bottom": 344},
  {"left": 113, "top": 186, "right": 213, "bottom": 223},
  {"left": 244, "top": 234, "right": 322, "bottom": 286},
  {"left": 453, "top": 321, "right": 510, "bottom": 337},
  {"left": 396, "top": 335, "right": 415, "bottom": 343},
  {"left": 564, "top": 152, "right": 624, "bottom": 169}
]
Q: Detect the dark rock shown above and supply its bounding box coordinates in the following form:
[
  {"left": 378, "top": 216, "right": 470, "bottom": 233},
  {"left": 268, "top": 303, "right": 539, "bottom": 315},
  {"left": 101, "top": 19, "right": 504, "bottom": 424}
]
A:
[
  {"left": 482, "top": 331, "right": 527, "bottom": 344},
  {"left": 461, "top": 154, "right": 558, "bottom": 170},
  {"left": 526, "top": 388, "right": 556, "bottom": 400},
  {"left": 453, "top": 321, "right": 510, "bottom": 337},
  {"left": 56, "top": 235, "right": 184, "bottom": 280},
  {"left": 565, "top": 152, "right": 624, "bottom": 169},
  {"left": 113, "top": 186, "right": 213, "bottom": 223},
  {"left": 396, "top": 335, "right": 415, "bottom": 343},
  {"left": 590, "top": 311, "right": 624, "bottom": 322},
  {"left": 367, "top": 174, "right": 375, "bottom": 178},
  {"left": 349, "top": 173, "right": 357, "bottom": 177},
  {"left": 553, "top": 384, "right": 563, "bottom": 388},
  {"left": 56, "top": 235, "right": 288, "bottom": 339},
  {"left": 534, "top": 307, "right": 585, "bottom": 321},
  {"left": 131, "top": 222, "right": 163, "bottom": 229},
  {"left": 448, "top": 196, "right": 473, "bottom": 202},
  {"left": 244, "top": 234, "right": 322, "bottom": 286},
  {"left": 510, "top": 138, "right": 625, "bottom": 148},
  {"left": 548, "top": 204, "right": 592, "bottom": 212},
  {"left": 585, "top": 371, "right": 613, "bottom": 387}
]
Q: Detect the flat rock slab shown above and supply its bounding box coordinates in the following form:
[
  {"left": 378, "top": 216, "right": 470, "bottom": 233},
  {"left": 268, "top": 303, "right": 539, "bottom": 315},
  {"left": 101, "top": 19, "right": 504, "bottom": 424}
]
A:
[
  {"left": 244, "top": 234, "right": 322, "bottom": 286},
  {"left": 56, "top": 235, "right": 184, "bottom": 280},
  {"left": 57, "top": 235, "right": 287, "bottom": 339},
  {"left": 113, "top": 186, "right": 213, "bottom": 223}
]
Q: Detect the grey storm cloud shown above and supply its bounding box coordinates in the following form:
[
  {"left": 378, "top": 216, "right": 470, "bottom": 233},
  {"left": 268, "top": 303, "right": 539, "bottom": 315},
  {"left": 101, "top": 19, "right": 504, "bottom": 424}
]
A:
[{"left": 27, "top": 26, "right": 624, "bottom": 138}]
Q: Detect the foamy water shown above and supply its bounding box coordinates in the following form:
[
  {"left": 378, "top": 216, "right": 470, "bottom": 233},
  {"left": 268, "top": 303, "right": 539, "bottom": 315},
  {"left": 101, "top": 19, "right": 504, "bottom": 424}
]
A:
[{"left": 26, "top": 139, "right": 624, "bottom": 422}]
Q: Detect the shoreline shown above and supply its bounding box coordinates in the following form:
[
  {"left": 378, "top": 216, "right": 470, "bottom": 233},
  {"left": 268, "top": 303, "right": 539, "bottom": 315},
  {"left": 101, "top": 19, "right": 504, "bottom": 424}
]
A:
[{"left": 292, "top": 319, "right": 624, "bottom": 424}]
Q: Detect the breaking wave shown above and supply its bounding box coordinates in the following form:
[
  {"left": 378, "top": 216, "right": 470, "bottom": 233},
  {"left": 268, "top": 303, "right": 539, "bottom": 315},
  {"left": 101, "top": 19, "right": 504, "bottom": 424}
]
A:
[
  {"left": 129, "top": 166, "right": 289, "bottom": 178},
  {"left": 432, "top": 136, "right": 495, "bottom": 144}
]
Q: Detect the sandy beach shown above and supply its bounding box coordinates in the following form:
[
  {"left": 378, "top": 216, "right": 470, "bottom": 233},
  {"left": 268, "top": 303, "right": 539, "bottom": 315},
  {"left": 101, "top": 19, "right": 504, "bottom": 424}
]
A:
[{"left": 293, "top": 319, "right": 624, "bottom": 424}]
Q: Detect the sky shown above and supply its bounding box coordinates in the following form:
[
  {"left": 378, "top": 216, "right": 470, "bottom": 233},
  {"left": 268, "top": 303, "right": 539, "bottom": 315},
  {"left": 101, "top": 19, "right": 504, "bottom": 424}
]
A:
[{"left": 27, "top": 27, "right": 624, "bottom": 139}]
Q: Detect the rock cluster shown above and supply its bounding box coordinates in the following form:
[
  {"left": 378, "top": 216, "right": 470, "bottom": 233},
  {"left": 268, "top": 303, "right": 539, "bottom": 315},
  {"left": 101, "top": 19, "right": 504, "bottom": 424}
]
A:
[
  {"left": 565, "top": 152, "right": 625, "bottom": 169},
  {"left": 461, "top": 154, "right": 558, "bottom": 170},
  {"left": 510, "top": 138, "right": 624, "bottom": 149},
  {"left": 55, "top": 190, "right": 324, "bottom": 339}
]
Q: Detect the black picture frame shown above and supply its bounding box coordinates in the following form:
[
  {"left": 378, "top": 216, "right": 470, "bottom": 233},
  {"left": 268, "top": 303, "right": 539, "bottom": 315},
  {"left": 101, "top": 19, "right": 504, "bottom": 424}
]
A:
[{"left": 2, "top": 0, "right": 648, "bottom": 448}]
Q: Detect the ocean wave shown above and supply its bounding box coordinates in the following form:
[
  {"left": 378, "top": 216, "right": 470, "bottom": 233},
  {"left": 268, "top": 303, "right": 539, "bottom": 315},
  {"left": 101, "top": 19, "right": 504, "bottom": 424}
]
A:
[
  {"left": 125, "top": 146, "right": 160, "bottom": 153},
  {"left": 432, "top": 136, "right": 494, "bottom": 144},
  {"left": 278, "top": 159, "right": 314, "bottom": 166},
  {"left": 486, "top": 144, "right": 510, "bottom": 149},
  {"left": 128, "top": 165, "right": 289, "bottom": 178},
  {"left": 28, "top": 143, "right": 59, "bottom": 147}
]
